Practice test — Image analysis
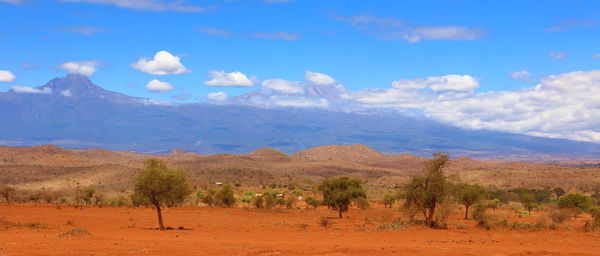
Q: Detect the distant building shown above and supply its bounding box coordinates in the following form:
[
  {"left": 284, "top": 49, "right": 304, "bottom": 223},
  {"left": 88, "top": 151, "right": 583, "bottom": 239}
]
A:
[{"left": 214, "top": 182, "right": 223, "bottom": 186}]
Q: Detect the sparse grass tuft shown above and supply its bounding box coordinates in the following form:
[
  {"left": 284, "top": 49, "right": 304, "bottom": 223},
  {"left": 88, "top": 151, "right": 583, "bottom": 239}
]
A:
[{"left": 56, "top": 227, "right": 90, "bottom": 239}]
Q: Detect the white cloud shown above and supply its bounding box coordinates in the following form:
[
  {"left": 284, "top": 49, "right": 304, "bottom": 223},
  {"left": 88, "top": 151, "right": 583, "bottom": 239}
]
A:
[
  {"left": 137, "top": 98, "right": 175, "bottom": 106},
  {"left": 204, "top": 71, "right": 255, "bottom": 87},
  {"left": 304, "top": 71, "right": 336, "bottom": 85},
  {"left": 60, "top": 89, "right": 73, "bottom": 97},
  {"left": 59, "top": 61, "right": 99, "bottom": 76},
  {"left": 60, "top": 26, "right": 106, "bottom": 35},
  {"left": 59, "top": 0, "right": 206, "bottom": 12},
  {"left": 272, "top": 97, "right": 330, "bottom": 108},
  {"left": 348, "top": 70, "right": 600, "bottom": 143},
  {"left": 198, "top": 27, "right": 301, "bottom": 41},
  {"left": 11, "top": 85, "right": 52, "bottom": 94},
  {"left": 131, "top": 51, "right": 190, "bottom": 75},
  {"left": 549, "top": 52, "right": 567, "bottom": 59},
  {"left": 335, "top": 14, "right": 484, "bottom": 43},
  {"left": 0, "top": 70, "right": 16, "bottom": 82},
  {"left": 207, "top": 91, "right": 228, "bottom": 101},
  {"left": 510, "top": 70, "right": 535, "bottom": 82},
  {"left": 146, "top": 79, "right": 174, "bottom": 93},
  {"left": 391, "top": 75, "right": 479, "bottom": 92},
  {"left": 262, "top": 79, "right": 303, "bottom": 93}
]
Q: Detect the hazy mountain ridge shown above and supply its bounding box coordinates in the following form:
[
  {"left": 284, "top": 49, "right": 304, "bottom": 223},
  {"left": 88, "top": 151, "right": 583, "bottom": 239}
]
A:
[{"left": 1, "top": 75, "right": 600, "bottom": 159}]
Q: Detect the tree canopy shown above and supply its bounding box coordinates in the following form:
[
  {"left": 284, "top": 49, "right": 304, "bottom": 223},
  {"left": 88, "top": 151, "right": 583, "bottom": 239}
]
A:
[
  {"left": 132, "top": 159, "right": 191, "bottom": 230},
  {"left": 318, "top": 177, "right": 366, "bottom": 218}
]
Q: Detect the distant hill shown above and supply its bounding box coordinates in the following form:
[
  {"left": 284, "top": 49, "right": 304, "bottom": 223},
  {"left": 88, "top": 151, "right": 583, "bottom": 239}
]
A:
[{"left": 1, "top": 74, "right": 600, "bottom": 159}]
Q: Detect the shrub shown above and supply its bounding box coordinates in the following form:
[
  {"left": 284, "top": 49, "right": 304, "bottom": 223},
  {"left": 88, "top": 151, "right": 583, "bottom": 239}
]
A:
[
  {"left": 76, "top": 187, "right": 96, "bottom": 206},
  {"left": 215, "top": 185, "right": 236, "bottom": 207},
  {"left": 548, "top": 208, "right": 576, "bottom": 224},
  {"left": 584, "top": 207, "right": 600, "bottom": 231},
  {"left": 487, "top": 199, "right": 501, "bottom": 212},
  {"left": 376, "top": 218, "right": 407, "bottom": 231},
  {"left": 0, "top": 185, "right": 16, "bottom": 203},
  {"left": 56, "top": 227, "right": 90, "bottom": 239},
  {"left": 557, "top": 193, "right": 595, "bottom": 215},
  {"left": 305, "top": 196, "right": 320, "bottom": 209},
  {"left": 251, "top": 195, "right": 264, "bottom": 209},
  {"left": 285, "top": 195, "right": 297, "bottom": 209},
  {"left": 197, "top": 189, "right": 216, "bottom": 207},
  {"left": 553, "top": 188, "right": 566, "bottom": 199},
  {"left": 356, "top": 197, "right": 370, "bottom": 210},
  {"left": 520, "top": 194, "right": 538, "bottom": 214},
  {"left": 504, "top": 201, "right": 524, "bottom": 213}
]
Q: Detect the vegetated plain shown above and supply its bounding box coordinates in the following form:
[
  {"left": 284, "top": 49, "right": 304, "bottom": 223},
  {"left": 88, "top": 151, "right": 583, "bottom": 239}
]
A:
[{"left": 1, "top": 144, "right": 600, "bottom": 255}]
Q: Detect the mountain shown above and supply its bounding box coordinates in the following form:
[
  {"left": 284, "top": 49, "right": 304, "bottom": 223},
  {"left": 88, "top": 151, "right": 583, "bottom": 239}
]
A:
[{"left": 1, "top": 74, "right": 600, "bottom": 159}]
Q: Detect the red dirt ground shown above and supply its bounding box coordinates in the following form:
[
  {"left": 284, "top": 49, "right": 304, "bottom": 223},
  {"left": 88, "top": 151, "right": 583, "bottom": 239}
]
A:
[{"left": 1, "top": 204, "right": 599, "bottom": 255}]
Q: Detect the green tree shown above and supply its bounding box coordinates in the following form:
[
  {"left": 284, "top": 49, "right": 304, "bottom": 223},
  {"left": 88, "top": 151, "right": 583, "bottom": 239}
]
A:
[
  {"left": 131, "top": 159, "right": 191, "bottom": 230},
  {"left": 215, "top": 185, "right": 236, "bottom": 207},
  {"left": 382, "top": 192, "right": 397, "bottom": 208},
  {"left": 520, "top": 194, "right": 538, "bottom": 214},
  {"left": 487, "top": 198, "right": 501, "bottom": 212},
  {"left": 553, "top": 188, "right": 566, "bottom": 199},
  {"left": 403, "top": 153, "right": 452, "bottom": 227},
  {"left": 318, "top": 177, "right": 366, "bottom": 218},
  {"left": 557, "top": 193, "right": 595, "bottom": 214},
  {"left": 455, "top": 183, "right": 486, "bottom": 219}
]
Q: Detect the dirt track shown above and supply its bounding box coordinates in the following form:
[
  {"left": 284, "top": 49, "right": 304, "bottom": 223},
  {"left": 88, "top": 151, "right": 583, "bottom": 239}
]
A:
[{"left": 1, "top": 204, "right": 599, "bottom": 255}]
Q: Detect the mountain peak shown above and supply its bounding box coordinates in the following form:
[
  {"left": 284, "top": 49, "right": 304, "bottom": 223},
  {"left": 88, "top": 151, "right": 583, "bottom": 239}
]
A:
[{"left": 43, "top": 74, "right": 97, "bottom": 91}]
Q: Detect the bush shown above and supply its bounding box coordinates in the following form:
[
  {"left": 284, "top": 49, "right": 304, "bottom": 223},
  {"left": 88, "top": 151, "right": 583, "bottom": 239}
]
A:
[
  {"left": 584, "top": 207, "right": 600, "bottom": 231},
  {"left": 285, "top": 196, "right": 297, "bottom": 209},
  {"left": 356, "top": 197, "right": 370, "bottom": 210},
  {"left": 198, "top": 189, "right": 217, "bottom": 207},
  {"left": 382, "top": 192, "right": 397, "bottom": 208},
  {"left": 251, "top": 195, "right": 264, "bottom": 209},
  {"left": 215, "top": 185, "right": 236, "bottom": 207},
  {"left": 557, "top": 193, "right": 595, "bottom": 214},
  {"left": 548, "top": 208, "right": 576, "bottom": 224},
  {"left": 376, "top": 218, "right": 407, "bottom": 231},
  {"left": 305, "top": 196, "right": 320, "bottom": 209}
]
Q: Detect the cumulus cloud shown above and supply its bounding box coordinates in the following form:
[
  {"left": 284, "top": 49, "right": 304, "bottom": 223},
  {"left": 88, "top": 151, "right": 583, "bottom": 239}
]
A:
[
  {"left": 549, "top": 52, "right": 567, "bottom": 59},
  {"left": 58, "top": 61, "right": 100, "bottom": 76},
  {"left": 131, "top": 51, "right": 190, "bottom": 75},
  {"left": 59, "top": 0, "right": 206, "bottom": 12},
  {"left": 198, "top": 27, "right": 301, "bottom": 40},
  {"left": 146, "top": 79, "right": 174, "bottom": 93},
  {"left": 0, "top": 70, "right": 16, "bottom": 82},
  {"left": 262, "top": 79, "right": 303, "bottom": 93},
  {"left": 60, "top": 26, "right": 106, "bottom": 35},
  {"left": 11, "top": 85, "right": 52, "bottom": 94},
  {"left": 204, "top": 71, "right": 255, "bottom": 87},
  {"left": 510, "top": 70, "right": 535, "bottom": 82},
  {"left": 304, "top": 71, "right": 336, "bottom": 85},
  {"left": 335, "top": 14, "right": 484, "bottom": 43},
  {"left": 342, "top": 70, "right": 600, "bottom": 143},
  {"left": 207, "top": 91, "right": 227, "bottom": 101}
]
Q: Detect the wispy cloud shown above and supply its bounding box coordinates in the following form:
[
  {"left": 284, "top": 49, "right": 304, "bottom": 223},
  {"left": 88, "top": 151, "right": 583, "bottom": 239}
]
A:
[
  {"left": 549, "top": 52, "right": 567, "bottom": 59},
  {"left": 11, "top": 85, "right": 52, "bottom": 94},
  {"left": 545, "top": 19, "right": 596, "bottom": 32},
  {"left": 335, "top": 14, "right": 484, "bottom": 43},
  {"left": 510, "top": 70, "right": 535, "bottom": 82},
  {"left": 59, "top": 0, "right": 208, "bottom": 12},
  {"left": 0, "top": 0, "right": 21, "bottom": 4},
  {"left": 198, "top": 27, "right": 300, "bottom": 41},
  {"left": 60, "top": 26, "right": 107, "bottom": 36}
]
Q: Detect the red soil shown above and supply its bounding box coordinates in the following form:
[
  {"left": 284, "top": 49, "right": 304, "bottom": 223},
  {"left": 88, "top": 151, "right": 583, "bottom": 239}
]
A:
[{"left": 1, "top": 204, "right": 599, "bottom": 255}]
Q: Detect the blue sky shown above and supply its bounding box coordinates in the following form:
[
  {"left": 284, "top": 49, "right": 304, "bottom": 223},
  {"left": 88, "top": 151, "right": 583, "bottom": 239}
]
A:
[{"left": 2, "top": 0, "right": 600, "bottom": 143}]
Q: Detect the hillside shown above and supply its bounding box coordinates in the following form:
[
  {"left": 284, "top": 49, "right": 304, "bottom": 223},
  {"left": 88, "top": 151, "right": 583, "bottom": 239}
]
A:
[
  {"left": 2, "top": 75, "right": 600, "bottom": 159},
  {"left": 1, "top": 144, "right": 600, "bottom": 196}
]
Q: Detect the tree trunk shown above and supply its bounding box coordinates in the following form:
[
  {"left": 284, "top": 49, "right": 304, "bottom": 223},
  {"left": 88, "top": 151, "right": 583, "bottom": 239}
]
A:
[
  {"left": 427, "top": 202, "right": 437, "bottom": 227},
  {"left": 155, "top": 204, "right": 165, "bottom": 230},
  {"left": 464, "top": 205, "right": 469, "bottom": 220},
  {"left": 339, "top": 207, "right": 343, "bottom": 219}
]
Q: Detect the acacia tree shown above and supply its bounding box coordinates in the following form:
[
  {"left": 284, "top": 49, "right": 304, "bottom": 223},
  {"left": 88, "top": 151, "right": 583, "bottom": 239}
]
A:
[
  {"left": 131, "top": 159, "right": 191, "bottom": 230},
  {"left": 403, "top": 153, "right": 452, "bottom": 227},
  {"left": 318, "top": 177, "right": 366, "bottom": 218},
  {"left": 455, "top": 183, "right": 486, "bottom": 219},
  {"left": 382, "top": 192, "right": 397, "bottom": 208}
]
